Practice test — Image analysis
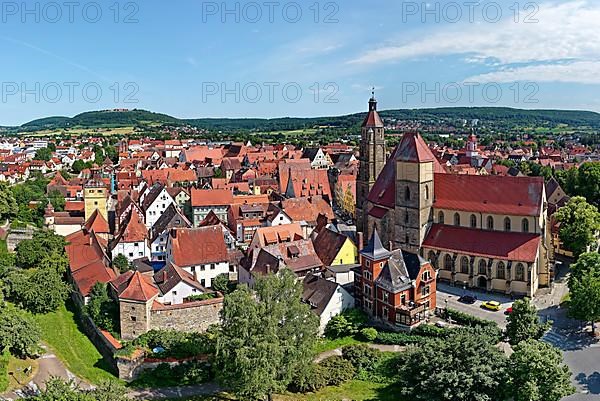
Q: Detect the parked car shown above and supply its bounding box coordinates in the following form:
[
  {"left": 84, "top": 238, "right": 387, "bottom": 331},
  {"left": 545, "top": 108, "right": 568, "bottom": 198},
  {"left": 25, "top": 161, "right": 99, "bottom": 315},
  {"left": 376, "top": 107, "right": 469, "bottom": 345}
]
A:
[
  {"left": 458, "top": 295, "right": 477, "bottom": 304},
  {"left": 481, "top": 300, "right": 501, "bottom": 311},
  {"left": 504, "top": 306, "right": 513, "bottom": 315}
]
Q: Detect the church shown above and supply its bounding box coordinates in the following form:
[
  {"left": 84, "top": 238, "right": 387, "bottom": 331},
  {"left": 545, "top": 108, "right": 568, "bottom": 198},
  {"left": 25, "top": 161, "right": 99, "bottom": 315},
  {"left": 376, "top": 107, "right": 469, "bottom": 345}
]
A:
[{"left": 356, "top": 95, "right": 551, "bottom": 298}]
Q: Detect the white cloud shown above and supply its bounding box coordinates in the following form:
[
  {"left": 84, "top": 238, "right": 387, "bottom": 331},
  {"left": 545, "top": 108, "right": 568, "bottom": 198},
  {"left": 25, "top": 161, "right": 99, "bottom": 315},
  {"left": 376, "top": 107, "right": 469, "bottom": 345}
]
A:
[
  {"left": 466, "top": 61, "right": 600, "bottom": 84},
  {"left": 348, "top": 1, "right": 600, "bottom": 70}
]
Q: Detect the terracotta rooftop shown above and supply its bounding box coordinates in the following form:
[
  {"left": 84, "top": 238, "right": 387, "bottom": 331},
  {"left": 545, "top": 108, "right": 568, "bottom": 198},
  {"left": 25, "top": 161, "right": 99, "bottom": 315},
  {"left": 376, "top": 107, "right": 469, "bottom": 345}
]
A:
[
  {"left": 191, "top": 188, "right": 233, "bottom": 207},
  {"left": 169, "top": 226, "right": 229, "bottom": 266}
]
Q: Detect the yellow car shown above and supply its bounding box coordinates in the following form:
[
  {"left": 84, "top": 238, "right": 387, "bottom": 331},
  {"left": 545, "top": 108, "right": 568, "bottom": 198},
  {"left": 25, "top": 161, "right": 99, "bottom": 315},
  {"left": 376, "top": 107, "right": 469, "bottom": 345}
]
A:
[{"left": 481, "top": 300, "right": 501, "bottom": 311}]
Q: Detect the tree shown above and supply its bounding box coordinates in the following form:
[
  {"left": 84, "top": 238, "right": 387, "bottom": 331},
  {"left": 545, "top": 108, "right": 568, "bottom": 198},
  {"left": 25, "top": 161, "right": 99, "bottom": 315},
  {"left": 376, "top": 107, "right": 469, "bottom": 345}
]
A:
[
  {"left": 508, "top": 340, "right": 574, "bottom": 401},
  {"left": 85, "top": 282, "right": 119, "bottom": 334},
  {"left": 554, "top": 197, "right": 600, "bottom": 256},
  {"left": 568, "top": 252, "right": 600, "bottom": 335},
  {"left": 578, "top": 162, "right": 600, "bottom": 205},
  {"left": 505, "top": 298, "right": 551, "bottom": 345},
  {"left": 34, "top": 147, "right": 52, "bottom": 161},
  {"left": 112, "top": 254, "right": 131, "bottom": 273},
  {"left": 398, "top": 331, "right": 509, "bottom": 401},
  {"left": 30, "top": 378, "right": 128, "bottom": 401},
  {"left": 5, "top": 267, "right": 70, "bottom": 314},
  {"left": 212, "top": 273, "right": 231, "bottom": 294},
  {"left": 15, "top": 231, "right": 67, "bottom": 269},
  {"left": 0, "top": 304, "right": 41, "bottom": 358},
  {"left": 216, "top": 269, "right": 319, "bottom": 401},
  {"left": 47, "top": 190, "right": 66, "bottom": 212},
  {"left": 0, "top": 182, "right": 18, "bottom": 221}
]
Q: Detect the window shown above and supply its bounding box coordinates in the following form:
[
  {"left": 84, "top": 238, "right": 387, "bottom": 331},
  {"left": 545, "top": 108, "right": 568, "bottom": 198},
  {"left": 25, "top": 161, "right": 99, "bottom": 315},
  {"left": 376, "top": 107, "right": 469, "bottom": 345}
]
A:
[
  {"left": 497, "top": 261, "right": 506, "bottom": 279},
  {"left": 400, "top": 294, "right": 406, "bottom": 305},
  {"left": 444, "top": 254, "right": 453, "bottom": 270},
  {"left": 504, "top": 217, "right": 511, "bottom": 232},
  {"left": 364, "top": 271, "right": 372, "bottom": 281},
  {"left": 478, "top": 259, "right": 487, "bottom": 275},
  {"left": 405, "top": 186, "right": 411, "bottom": 201},
  {"left": 130, "top": 316, "right": 137, "bottom": 322},
  {"left": 201, "top": 279, "right": 206, "bottom": 286},
  {"left": 210, "top": 264, "right": 215, "bottom": 270},
  {"left": 427, "top": 251, "right": 437, "bottom": 268},
  {"left": 425, "top": 185, "right": 430, "bottom": 200},
  {"left": 172, "top": 291, "right": 177, "bottom": 296},
  {"left": 515, "top": 263, "right": 525, "bottom": 281},
  {"left": 421, "top": 285, "right": 430, "bottom": 296},
  {"left": 487, "top": 216, "right": 494, "bottom": 230},
  {"left": 422, "top": 270, "right": 431, "bottom": 282},
  {"left": 460, "top": 256, "right": 469, "bottom": 274},
  {"left": 382, "top": 292, "right": 389, "bottom": 303},
  {"left": 405, "top": 211, "right": 409, "bottom": 224},
  {"left": 454, "top": 213, "right": 460, "bottom": 226},
  {"left": 470, "top": 214, "right": 477, "bottom": 228},
  {"left": 438, "top": 211, "right": 444, "bottom": 224},
  {"left": 383, "top": 306, "right": 389, "bottom": 319},
  {"left": 522, "top": 218, "right": 529, "bottom": 233}
]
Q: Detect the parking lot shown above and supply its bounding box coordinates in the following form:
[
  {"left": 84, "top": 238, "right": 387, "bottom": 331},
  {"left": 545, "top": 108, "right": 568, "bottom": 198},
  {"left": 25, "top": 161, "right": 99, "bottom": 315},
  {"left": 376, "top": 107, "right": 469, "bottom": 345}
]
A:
[{"left": 436, "top": 282, "right": 513, "bottom": 328}]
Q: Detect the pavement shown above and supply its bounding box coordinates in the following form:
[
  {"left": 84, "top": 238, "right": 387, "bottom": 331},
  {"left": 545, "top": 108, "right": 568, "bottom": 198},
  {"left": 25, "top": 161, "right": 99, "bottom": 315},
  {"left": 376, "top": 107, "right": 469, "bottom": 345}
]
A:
[
  {"left": 436, "top": 282, "right": 512, "bottom": 327},
  {"left": 1, "top": 345, "right": 93, "bottom": 400}
]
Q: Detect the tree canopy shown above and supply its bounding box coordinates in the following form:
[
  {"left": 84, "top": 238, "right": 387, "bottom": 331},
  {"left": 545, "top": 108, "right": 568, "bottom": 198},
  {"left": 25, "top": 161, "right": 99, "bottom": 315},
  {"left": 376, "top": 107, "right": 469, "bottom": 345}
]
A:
[
  {"left": 216, "top": 269, "right": 319, "bottom": 401},
  {"left": 505, "top": 298, "right": 550, "bottom": 345},
  {"left": 568, "top": 252, "right": 600, "bottom": 332},
  {"left": 554, "top": 196, "right": 600, "bottom": 256}
]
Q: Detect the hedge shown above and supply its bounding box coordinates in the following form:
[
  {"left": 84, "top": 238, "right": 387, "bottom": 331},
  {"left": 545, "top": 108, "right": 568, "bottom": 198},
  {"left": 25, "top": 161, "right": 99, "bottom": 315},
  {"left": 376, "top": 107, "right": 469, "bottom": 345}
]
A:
[
  {"left": 444, "top": 308, "right": 497, "bottom": 328},
  {"left": 374, "top": 332, "right": 430, "bottom": 346},
  {"left": 0, "top": 348, "right": 10, "bottom": 392}
]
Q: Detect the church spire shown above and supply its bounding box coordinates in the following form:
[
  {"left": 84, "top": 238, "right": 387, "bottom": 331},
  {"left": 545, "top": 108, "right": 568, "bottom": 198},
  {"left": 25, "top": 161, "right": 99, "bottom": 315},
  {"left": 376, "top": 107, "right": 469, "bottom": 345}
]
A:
[{"left": 369, "top": 87, "right": 377, "bottom": 111}]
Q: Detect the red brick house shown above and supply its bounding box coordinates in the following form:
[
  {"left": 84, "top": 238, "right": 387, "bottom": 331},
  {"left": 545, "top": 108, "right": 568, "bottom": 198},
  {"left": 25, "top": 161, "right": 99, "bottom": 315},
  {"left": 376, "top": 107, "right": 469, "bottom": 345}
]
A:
[{"left": 354, "top": 229, "right": 436, "bottom": 329}]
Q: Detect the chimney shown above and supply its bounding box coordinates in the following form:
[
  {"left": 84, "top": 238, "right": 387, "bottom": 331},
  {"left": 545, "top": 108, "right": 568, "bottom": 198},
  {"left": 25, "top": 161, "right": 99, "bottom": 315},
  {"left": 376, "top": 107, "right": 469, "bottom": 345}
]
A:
[
  {"left": 357, "top": 232, "right": 364, "bottom": 251},
  {"left": 266, "top": 263, "right": 271, "bottom": 275}
]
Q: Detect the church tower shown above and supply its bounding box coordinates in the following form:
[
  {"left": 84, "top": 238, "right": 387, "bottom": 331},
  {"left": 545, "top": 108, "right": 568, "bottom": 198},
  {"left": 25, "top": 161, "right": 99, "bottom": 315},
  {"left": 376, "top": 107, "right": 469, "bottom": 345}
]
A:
[
  {"left": 465, "top": 132, "right": 479, "bottom": 158},
  {"left": 356, "top": 92, "right": 386, "bottom": 235},
  {"left": 394, "top": 132, "right": 435, "bottom": 254},
  {"left": 84, "top": 173, "right": 108, "bottom": 222}
]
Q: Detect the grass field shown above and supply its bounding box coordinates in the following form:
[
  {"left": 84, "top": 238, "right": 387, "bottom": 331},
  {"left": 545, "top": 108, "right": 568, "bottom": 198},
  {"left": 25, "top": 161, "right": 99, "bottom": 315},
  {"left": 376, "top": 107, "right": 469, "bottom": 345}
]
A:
[
  {"left": 6, "top": 356, "right": 38, "bottom": 391},
  {"left": 313, "top": 335, "right": 364, "bottom": 354},
  {"left": 172, "top": 381, "right": 402, "bottom": 401},
  {"left": 32, "top": 302, "right": 119, "bottom": 385}
]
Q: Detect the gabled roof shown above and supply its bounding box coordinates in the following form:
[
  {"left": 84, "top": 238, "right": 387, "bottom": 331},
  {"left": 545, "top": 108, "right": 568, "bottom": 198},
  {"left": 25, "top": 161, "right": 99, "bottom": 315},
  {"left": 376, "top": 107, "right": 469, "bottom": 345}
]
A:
[
  {"left": 360, "top": 228, "right": 390, "bottom": 260},
  {"left": 169, "top": 226, "right": 229, "bottom": 267},
  {"left": 141, "top": 183, "right": 168, "bottom": 212},
  {"left": 191, "top": 188, "right": 233, "bottom": 207},
  {"left": 112, "top": 210, "right": 147, "bottom": 245},
  {"left": 302, "top": 274, "right": 340, "bottom": 316},
  {"left": 313, "top": 228, "right": 352, "bottom": 266},
  {"left": 153, "top": 263, "right": 207, "bottom": 295},
  {"left": 149, "top": 203, "right": 191, "bottom": 243},
  {"left": 423, "top": 224, "right": 541, "bottom": 263},
  {"left": 83, "top": 209, "right": 110, "bottom": 234}
]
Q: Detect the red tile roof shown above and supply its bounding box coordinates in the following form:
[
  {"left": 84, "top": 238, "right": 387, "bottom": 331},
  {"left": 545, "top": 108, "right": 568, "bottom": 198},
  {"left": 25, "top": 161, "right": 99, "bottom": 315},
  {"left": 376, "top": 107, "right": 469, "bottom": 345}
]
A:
[
  {"left": 396, "top": 132, "right": 435, "bottom": 163},
  {"left": 169, "top": 227, "right": 228, "bottom": 266},
  {"left": 113, "top": 271, "right": 159, "bottom": 302},
  {"left": 191, "top": 189, "right": 233, "bottom": 207},
  {"left": 423, "top": 224, "right": 541, "bottom": 263},
  {"left": 83, "top": 209, "right": 110, "bottom": 234},
  {"left": 434, "top": 174, "right": 543, "bottom": 216}
]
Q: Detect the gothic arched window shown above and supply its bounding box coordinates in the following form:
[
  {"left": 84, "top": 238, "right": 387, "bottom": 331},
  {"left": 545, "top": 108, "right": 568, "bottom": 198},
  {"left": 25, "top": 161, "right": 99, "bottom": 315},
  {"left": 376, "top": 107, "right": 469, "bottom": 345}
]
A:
[
  {"left": 425, "top": 185, "right": 430, "bottom": 200},
  {"left": 444, "top": 254, "right": 453, "bottom": 270},
  {"left": 460, "top": 256, "right": 469, "bottom": 273},
  {"left": 405, "top": 186, "right": 411, "bottom": 201},
  {"left": 515, "top": 263, "right": 525, "bottom": 281},
  {"left": 504, "top": 217, "right": 511, "bottom": 232},
  {"left": 487, "top": 216, "right": 494, "bottom": 230},
  {"left": 522, "top": 218, "right": 529, "bottom": 233},
  {"left": 428, "top": 251, "right": 437, "bottom": 268},
  {"left": 454, "top": 213, "right": 460, "bottom": 226},
  {"left": 497, "top": 261, "right": 506, "bottom": 279},
  {"left": 478, "top": 259, "right": 487, "bottom": 275},
  {"left": 438, "top": 211, "right": 445, "bottom": 224},
  {"left": 470, "top": 214, "right": 477, "bottom": 228},
  {"left": 405, "top": 211, "right": 409, "bottom": 224}
]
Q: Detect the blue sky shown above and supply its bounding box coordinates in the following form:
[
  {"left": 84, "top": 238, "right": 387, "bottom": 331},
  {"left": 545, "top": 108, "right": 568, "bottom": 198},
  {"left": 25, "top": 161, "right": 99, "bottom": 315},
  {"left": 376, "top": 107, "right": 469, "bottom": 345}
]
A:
[{"left": 1, "top": 0, "right": 599, "bottom": 125}]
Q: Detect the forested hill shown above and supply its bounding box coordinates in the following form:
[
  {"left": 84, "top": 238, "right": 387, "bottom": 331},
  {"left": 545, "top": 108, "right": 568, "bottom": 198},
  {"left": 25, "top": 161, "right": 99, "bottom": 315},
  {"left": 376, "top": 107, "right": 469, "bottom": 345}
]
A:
[{"left": 12, "top": 107, "right": 600, "bottom": 133}]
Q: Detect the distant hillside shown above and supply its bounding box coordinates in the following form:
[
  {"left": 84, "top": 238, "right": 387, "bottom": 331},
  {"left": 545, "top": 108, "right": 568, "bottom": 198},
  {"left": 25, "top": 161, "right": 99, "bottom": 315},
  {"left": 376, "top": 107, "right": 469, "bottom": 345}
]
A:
[
  {"left": 12, "top": 106, "right": 600, "bottom": 133},
  {"left": 20, "top": 110, "right": 181, "bottom": 131}
]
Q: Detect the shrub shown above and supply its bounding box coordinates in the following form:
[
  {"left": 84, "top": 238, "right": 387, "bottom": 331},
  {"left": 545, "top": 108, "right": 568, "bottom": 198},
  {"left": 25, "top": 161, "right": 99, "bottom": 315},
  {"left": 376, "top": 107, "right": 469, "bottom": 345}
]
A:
[
  {"left": 374, "top": 332, "right": 430, "bottom": 346},
  {"left": 412, "top": 324, "right": 450, "bottom": 338},
  {"left": 0, "top": 348, "right": 9, "bottom": 392},
  {"left": 130, "top": 360, "right": 212, "bottom": 388},
  {"left": 342, "top": 344, "right": 381, "bottom": 372},
  {"left": 132, "top": 329, "right": 214, "bottom": 359},
  {"left": 360, "top": 327, "right": 378, "bottom": 342},
  {"left": 444, "top": 308, "right": 497, "bottom": 329},
  {"left": 318, "top": 356, "right": 355, "bottom": 386},
  {"left": 324, "top": 315, "right": 355, "bottom": 339},
  {"left": 292, "top": 364, "right": 328, "bottom": 393}
]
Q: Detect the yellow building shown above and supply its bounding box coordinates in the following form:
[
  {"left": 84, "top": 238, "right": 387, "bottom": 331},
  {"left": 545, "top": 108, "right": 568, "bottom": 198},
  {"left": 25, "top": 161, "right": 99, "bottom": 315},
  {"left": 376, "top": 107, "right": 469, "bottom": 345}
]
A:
[
  {"left": 313, "top": 228, "right": 358, "bottom": 266},
  {"left": 84, "top": 177, "right": 108, "bottom": 222}
]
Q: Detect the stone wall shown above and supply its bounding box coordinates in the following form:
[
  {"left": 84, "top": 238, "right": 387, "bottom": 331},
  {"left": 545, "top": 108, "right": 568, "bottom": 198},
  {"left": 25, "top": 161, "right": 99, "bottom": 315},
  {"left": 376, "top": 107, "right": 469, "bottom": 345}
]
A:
[{"left": 149, "top": 298, "right": 222, "bottom": 333}]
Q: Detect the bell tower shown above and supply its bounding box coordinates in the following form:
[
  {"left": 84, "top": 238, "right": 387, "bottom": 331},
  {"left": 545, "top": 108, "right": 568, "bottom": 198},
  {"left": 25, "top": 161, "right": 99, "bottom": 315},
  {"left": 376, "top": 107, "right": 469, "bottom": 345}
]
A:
[{"left": 356, "top": 91, "right": 386, "bottom": 235}]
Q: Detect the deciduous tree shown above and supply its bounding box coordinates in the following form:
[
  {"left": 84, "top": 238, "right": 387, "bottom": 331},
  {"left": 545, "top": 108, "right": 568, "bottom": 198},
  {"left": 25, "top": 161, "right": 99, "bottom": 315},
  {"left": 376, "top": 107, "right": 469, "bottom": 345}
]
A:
[
  {"left": 216, "top": 269, "right": 319, "bottom": 401},
  {"left": 568, "top": 253, "right": 600, "bottom": 335},
  {"left": 508, "top": 340, "right": 574, "bottom": 401},
  {"left": 555, "top": 197, "right": 600, "bottom": 256},
  {"left": 505, "top": 298, "right": 550, "bottom": 345}
]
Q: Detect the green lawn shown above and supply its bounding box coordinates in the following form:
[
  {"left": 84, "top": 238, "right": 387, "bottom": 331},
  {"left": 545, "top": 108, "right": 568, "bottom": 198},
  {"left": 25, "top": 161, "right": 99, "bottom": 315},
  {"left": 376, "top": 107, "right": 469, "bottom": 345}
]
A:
[
  {"left": 171, "top": 381, "right": 403, "bottom": 401},
  {"left": 314, "top": 335, "right": 365, "bottom": 354},
  {"left": 32, "top": 302, "right": 120, "bottom": 384}
]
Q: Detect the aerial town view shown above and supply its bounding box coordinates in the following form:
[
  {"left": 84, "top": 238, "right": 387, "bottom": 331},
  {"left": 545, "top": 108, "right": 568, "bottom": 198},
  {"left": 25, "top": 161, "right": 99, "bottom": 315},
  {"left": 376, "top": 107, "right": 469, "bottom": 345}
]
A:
[{"left": 0, "top": 1, "right": 599, "bottom": 400}]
